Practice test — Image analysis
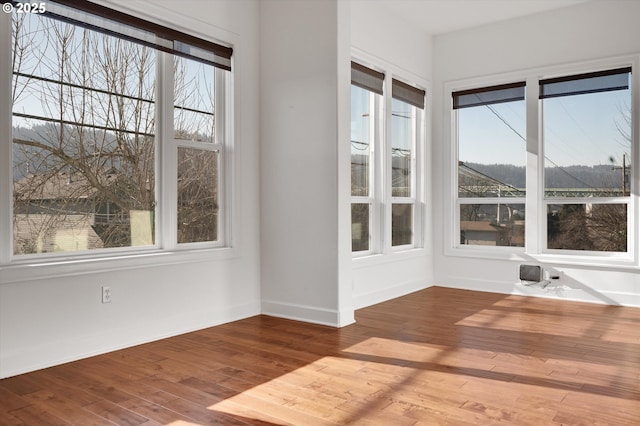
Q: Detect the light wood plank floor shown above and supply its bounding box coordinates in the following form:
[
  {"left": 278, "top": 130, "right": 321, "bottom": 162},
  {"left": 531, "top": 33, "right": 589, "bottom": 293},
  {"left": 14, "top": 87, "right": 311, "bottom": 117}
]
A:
[{"left": 1, "top": 287, "right": 639, "bottom": 425}]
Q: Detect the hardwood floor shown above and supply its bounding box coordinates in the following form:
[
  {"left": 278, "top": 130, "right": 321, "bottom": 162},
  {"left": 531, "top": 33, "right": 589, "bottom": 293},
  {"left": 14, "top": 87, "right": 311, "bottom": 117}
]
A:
[{"left": 1, "top": 286, "right": 639, "bottom": 425}]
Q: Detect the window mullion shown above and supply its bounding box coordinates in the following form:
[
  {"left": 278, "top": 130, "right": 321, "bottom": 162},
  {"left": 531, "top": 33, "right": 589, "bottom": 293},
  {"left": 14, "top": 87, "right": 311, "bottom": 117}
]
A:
[
  {"left": 382, "top": 76, "right": 393, "bottom": 253},
  {"left": 216, "top": 68, "right": 228, "bottom": 247},
  {"left": 525, "top": 77, "right": 540, "bottom": 254},
  {"left": 351, "top": 196, "right": 374, "bottom": 204},
  {"left": 419, "top": 103, "right": 428, "bottom": 249},
  {"left": 0, "top": 11, "right": 12, "bottom": 264},
  {"left": 391, "top": 197, "right": 415, "bottom": 204},
  {"left": 411, "top": 106, "right": 418, "bottom": 201},
  {"left": 372, "top": 89, "right": 382, "bottom": 253},
  {"left": 410, "top": 106, "right": 423, "bottom": 247},
  {"left": 632, "top": 57, "right": 640, "bottom": 264},
  {"left": 176, "top": 140, "right": 222, "bottom": 151},
  {"left": 159, "top": 51, "right": 177, "bottom": 249}
]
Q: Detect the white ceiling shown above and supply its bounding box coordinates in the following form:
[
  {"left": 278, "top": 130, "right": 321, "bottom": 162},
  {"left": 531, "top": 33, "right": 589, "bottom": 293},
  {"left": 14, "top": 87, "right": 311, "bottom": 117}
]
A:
[{"left": 373, "top": 0, "right": 592, "bottom": 35}]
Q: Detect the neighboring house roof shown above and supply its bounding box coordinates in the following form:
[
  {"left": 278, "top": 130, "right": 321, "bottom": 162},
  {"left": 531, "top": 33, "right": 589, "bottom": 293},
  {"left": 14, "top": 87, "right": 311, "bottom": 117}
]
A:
[
  {"left": 14, "top": 213, "right": 104, "bottom": 254},
  {"left": 460, "top": 220, "right": 499, "bottom": 233},
  {"left": 461, "top": 220, "right": 525, "bottom": 247}
]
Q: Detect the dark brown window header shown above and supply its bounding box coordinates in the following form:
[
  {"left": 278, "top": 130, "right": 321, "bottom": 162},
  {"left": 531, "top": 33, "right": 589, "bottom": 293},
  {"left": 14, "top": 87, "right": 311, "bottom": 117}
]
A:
[
  {"left": 453, "top": 82, "right": 525, "bottom": 109},
  {"left": 32, "top": 0, "right": 233, "bottom": 70},
  {"left": 539, "top": 67, "right": 631, "bottom": 99},
  {"left": 351, "top": 62, "right": 384, "bottom": 96},
  {"left": 393, "top": 79, "right": 425, "bottom": 109}
]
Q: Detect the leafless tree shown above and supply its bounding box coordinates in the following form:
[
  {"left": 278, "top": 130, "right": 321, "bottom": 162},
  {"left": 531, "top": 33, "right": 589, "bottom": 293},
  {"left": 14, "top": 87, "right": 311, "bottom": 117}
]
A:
[
  {"left": 548, "top": 203, "right": 626, "bottom": 252},
  {"left": 12, "top": 13, "right": 217, "bottom": 253}
]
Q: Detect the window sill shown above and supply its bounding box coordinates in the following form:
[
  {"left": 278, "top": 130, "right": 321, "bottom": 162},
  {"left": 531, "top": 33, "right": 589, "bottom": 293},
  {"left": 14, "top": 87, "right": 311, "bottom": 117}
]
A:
[
  {"left": 528, "top": 252, "right": 637, "bottom": 270},
  {"left": 445, "top": 246, "right": 638, "bottom": 271},
  {"left": 0, "top": 247, "right": 237, "bottom": 284},
  {"left": 353, "top": 247, "right": 428, "bottom": 268}
]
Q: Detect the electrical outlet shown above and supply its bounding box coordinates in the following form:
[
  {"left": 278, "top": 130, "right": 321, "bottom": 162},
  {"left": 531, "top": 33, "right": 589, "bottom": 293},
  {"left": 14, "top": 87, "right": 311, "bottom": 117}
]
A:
[
  {"left": 550, "top": 271, "right": 563, "bottom": 280},
  {"left": 102, "top": 286, "right": 112, "bottom": 304}
]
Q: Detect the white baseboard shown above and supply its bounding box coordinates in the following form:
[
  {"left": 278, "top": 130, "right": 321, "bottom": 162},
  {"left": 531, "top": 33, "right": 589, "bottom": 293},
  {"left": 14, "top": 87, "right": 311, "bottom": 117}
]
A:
[
  {"left": 261, "top": 300, "right": 351, "bottom": 327},
  {"left": 438, "top": 276, "right": 640, "bottom": 308},
  {"left": 353, "top": 280, "right": 431, "bottom": 310}
]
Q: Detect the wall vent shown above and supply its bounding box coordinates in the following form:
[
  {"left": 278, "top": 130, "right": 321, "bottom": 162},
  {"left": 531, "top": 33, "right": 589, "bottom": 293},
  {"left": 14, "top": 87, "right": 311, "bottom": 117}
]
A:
[{"left": 519, "top": 264, "right": 542, "bottom": 282}]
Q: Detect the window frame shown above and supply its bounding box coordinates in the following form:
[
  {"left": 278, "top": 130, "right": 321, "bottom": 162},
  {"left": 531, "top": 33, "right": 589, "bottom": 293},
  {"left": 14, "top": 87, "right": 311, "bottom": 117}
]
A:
[
  {"left": 350, "top": 83, "right": 381, "bottom": 256},
  {"left": 389, "top": 85, "right": 423, "bottom": 250},
  {"left": 539, "top": 67, "right": 633, "bottom": 258},
  {"left": 445, "top": 56, "right": 639, "bottom": 266},
  {"left": 351, "top": 56, "right": 427, "bottom": 258},
  {"left": 0, "top": 0, "right": 234, "bottom": 271},
  {"left": 452, "top": 81, "right": 527, "bottom": 252}
]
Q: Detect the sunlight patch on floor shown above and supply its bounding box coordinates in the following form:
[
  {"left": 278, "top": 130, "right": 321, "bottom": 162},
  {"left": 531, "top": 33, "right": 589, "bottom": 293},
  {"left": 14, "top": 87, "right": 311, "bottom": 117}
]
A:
[
  {"left": 341, "top": 336, "right": 445, "bottom": 361},
  {"left": 206, "top": 355, "right": 421, "bottom": 425},
  {"left": 206, "top": 358, "right": 341, "bottom": 424},
  {"left": 343, "top": 336, "right": 499, "bottom": 370},
  {"left": 200, "top": 332, "right": 638, "bottom": 425},
  {"left": 455, "top": 308, "right": 598, "bottom": 337}
]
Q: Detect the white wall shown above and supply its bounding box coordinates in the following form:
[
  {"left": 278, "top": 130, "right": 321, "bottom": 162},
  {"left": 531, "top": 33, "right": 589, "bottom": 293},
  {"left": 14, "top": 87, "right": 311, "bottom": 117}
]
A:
[
  {"left": 0, "top": 0, "right": 262, "bottom": 378},
  {"left": 350, "top": 0, "right": 432, "bottom": 80},
  {"left": 259, "top": 0, "right": 354, "bottom": 326},
  {"left": 349, "top": 1, "right": 434, "bottom": 309},
  {"left": 433, "top": 0, "right": 640, "bottom": 307}
]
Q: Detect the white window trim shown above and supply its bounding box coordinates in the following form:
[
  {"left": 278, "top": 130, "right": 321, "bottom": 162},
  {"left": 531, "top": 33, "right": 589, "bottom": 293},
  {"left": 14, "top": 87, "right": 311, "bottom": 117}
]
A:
[
  {"left": 445, "top": 55, "right": 640, "bottom": 268},
  {"left": 351, "top": 50, "right": 429, "bottom": 259},
  {"left": 0, "top": 11, "right": 13, "bottom": 266},
  {"left": 164, "top": 61, "right": 228, "bottom": 251},
  {"left": 0, "top": 2, "right": 237, "bottom": 283},
  {"left": 447, "top": 73, "right": 529, "bottom": 259},
  {"left": 389, "top": 80, "right": 423, "bottom": 251}
]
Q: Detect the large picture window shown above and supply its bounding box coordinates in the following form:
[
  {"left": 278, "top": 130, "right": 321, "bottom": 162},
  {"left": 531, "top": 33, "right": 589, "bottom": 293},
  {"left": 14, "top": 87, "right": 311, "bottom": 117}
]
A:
[
  {"left": 6, "top": 0, "right": 232, "bottom": 259},
  {"left": 450, "top": 64, "right": 634, "bottom": 259}
]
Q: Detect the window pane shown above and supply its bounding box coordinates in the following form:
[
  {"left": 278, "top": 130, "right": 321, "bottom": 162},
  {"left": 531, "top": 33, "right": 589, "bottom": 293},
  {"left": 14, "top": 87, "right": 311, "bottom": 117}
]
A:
[
  {"left": 351, "top": 203, "right": 370, "bottom": 252},
  {"left": 460, "top": 204, "right": 525, "bottom": 247},
  {"left": 177, "top": 148, "right": 218, "bottom": 244},
  {"left": 391, "top": 98, "right": 413, "bottom": 197},
  {"left": 458, "top": 96, "right": 525, "bottom": 198},
  {"left": 174, "top": 56, "right": 215, "bottom": 143},
  {"left": 12, "top": 13, "right": 156, "bottom": 255},
  {"left": 392, "top": 204, "right": 413, "bottom": 246},
  {"left": 351, "top": 85, "right": 371, "bottom": 197},
  {"left": 542, "top": 73, "right": 631, "bottom": 198},
  {"left": 547, "top": 203, "right": 626, "bottom": 252}
]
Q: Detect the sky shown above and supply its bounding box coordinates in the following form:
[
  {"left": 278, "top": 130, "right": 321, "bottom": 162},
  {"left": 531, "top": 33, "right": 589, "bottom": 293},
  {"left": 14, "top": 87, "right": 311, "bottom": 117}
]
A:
[
  {"left": 458, "top": 88, "right": 631, "bottom": 168},
  {"left": 16, "top": 10, "right": 632, "bottom": 173},
  {"left": 352, "top": 80, "right": 631, "bottom": 173},
  {"left": 351, "top": 86, "right": 414, "bottom": 154},
  {"left": 12, "top": 11, "right": 218, "bottom": 143}
]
